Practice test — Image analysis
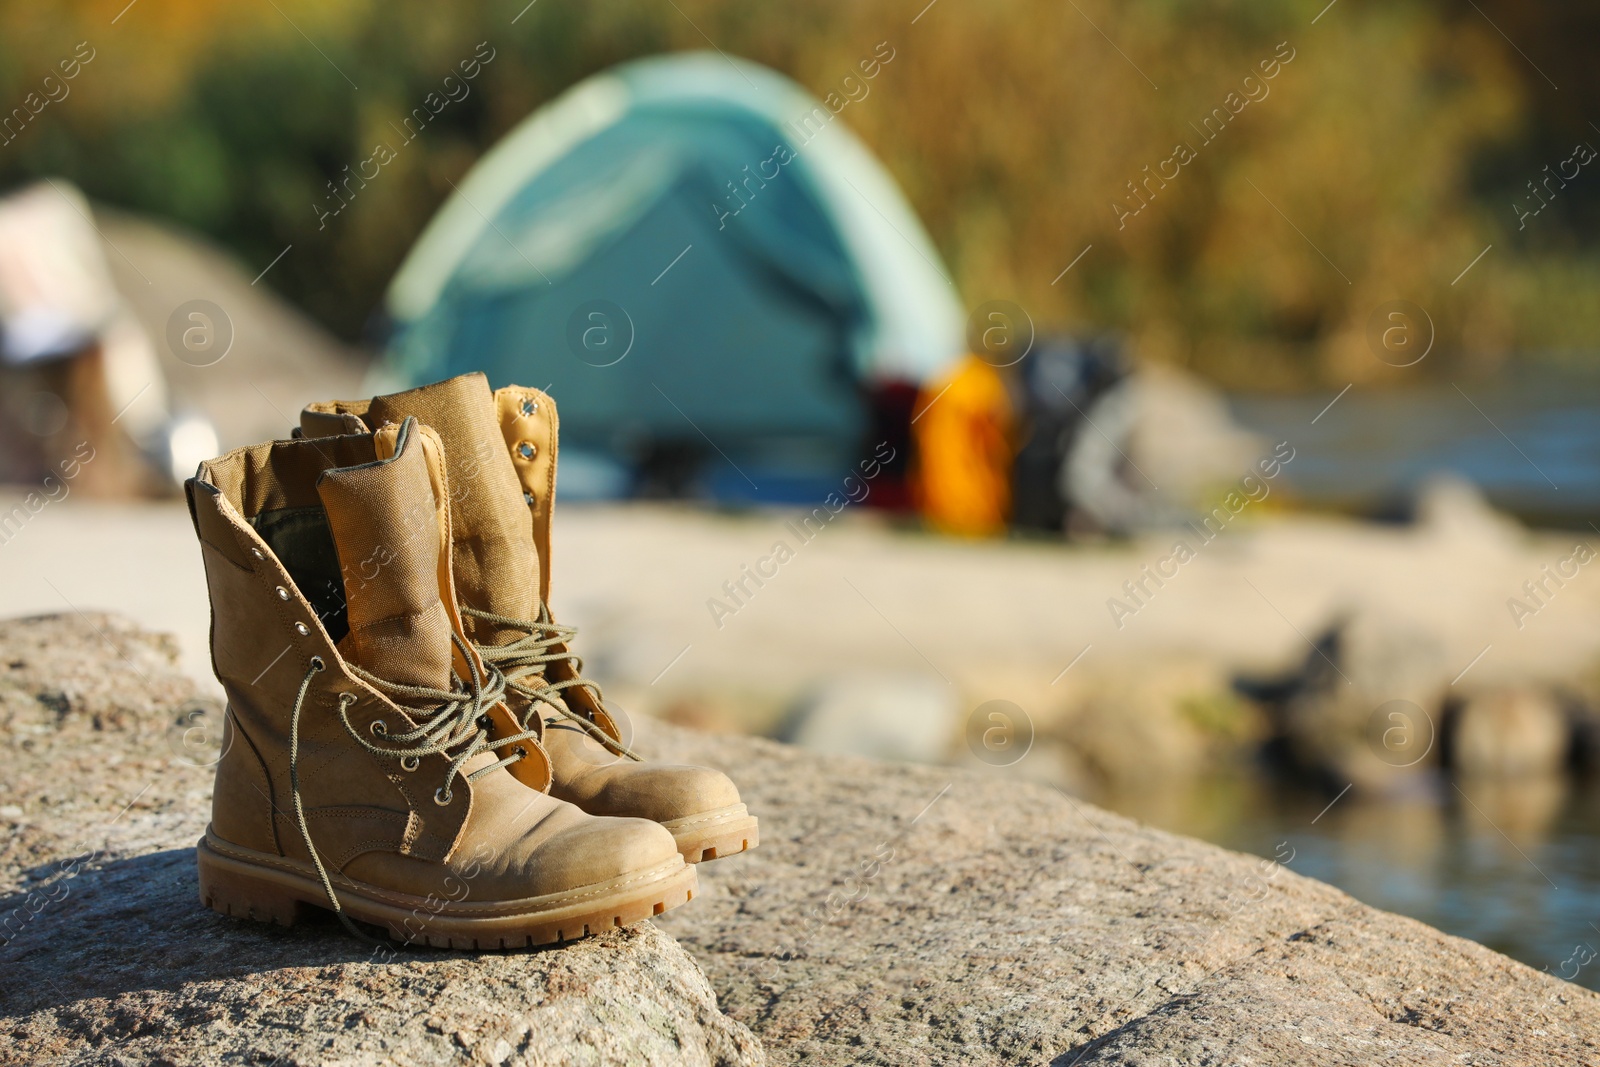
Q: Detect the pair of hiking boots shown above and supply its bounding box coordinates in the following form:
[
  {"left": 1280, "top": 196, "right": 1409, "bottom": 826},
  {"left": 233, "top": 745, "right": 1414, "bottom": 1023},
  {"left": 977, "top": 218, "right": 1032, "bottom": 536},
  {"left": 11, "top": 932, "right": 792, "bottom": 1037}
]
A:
[{"left": 186, "top": 373, "right": 757, "bottom": 949}]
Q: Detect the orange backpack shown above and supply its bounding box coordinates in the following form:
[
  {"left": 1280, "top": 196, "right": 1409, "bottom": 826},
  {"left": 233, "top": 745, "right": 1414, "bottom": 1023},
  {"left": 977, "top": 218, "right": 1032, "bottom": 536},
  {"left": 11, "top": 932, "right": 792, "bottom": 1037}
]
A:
[{"left": 911, "top": 355, "right": 1014, "bottom": 536}]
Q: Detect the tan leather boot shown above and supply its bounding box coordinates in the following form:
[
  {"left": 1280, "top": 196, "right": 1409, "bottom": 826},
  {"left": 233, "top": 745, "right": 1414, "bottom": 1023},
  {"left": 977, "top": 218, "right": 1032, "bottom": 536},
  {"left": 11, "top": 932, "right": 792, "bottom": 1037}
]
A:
[
  {"left": 301, "top": 375, "right": 759, "bottom": 863},
  {"left": 187, "top": 415, "right": 695, "bottom": 947}
]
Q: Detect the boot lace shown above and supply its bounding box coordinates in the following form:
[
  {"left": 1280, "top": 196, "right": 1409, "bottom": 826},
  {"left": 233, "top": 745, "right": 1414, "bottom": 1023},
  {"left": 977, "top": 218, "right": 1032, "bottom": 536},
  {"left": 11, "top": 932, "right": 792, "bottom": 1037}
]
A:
[
  {"left": 462, "top": 604, "right": 641, "bottom": 762},
  {"left": 288, "top": 632, "right": 541, "bottom": 941}
]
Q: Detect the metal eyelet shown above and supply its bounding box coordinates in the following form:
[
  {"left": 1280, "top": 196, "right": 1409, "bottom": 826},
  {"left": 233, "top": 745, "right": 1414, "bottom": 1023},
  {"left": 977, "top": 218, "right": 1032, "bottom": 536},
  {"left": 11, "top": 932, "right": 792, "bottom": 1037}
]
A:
[
  {"left": 523, "top": 491, "right": 535, "bottom": 506},
  {"left": 516, "top": 441, "right": 537, "bottom": 460},
  {"left": 514, "top": 746, "right": 528, "bottom": 759},
  {"left": 476, "top": 714, "right": 494, "bottom": 731},
  {"left": 293, "top": 622, "right": 309, "bottom": 636},
  {"left": 400, "top": 756, "right": 420, "bottom": 772},
  {"left": 251, "top": 547, "right": 265, "bottom": 560},
  {"left": 433, "top": 787, "right": 452, "bottom": 806},
  {"left": 275, "top": 586, "right": 291, "bottom": 600},
  {"left": 370, "top": 720, "right": 388, "bottom": 737},
  {"left": 520, "top": 398, "right": 538, "bottom": 415},
  {"left": 310, "top": 656, "right": 325, "bottom": 671}
]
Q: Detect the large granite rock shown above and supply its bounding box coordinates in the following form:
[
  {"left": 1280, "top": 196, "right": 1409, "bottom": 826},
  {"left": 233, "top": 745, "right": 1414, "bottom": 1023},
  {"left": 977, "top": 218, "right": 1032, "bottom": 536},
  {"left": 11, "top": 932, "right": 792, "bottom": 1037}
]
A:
[
  {"left": 653, "top": 730, "right": 1599, "bottom": 1065},
  {"left": 0, "top": 614, "right": 762, "bottom": 1067},
  {"left": 3, "top": 614, "right": 1597, "bottom": 1065}
]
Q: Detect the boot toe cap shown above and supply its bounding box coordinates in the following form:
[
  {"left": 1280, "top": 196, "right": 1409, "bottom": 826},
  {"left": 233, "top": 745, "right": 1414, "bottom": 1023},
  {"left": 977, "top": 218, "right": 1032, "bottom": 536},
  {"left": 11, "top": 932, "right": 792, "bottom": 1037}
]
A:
[
  {"left": 531, "top": 815, "right": 683, "bottom": 891},
  {"left": 559, "top": 762, "right": 743, "bottom": 823}
]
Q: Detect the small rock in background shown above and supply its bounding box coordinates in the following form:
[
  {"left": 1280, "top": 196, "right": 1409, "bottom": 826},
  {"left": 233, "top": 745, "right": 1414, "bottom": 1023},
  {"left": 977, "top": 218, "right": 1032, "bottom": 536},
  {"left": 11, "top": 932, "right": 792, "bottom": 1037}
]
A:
[
  {"left": 1556, "top": 660, "right": 1600, "bottom": 772},
  {"left": 781, "top": 670, "right": 961, "bottom": 764},
  {"left": 1412, "top": 474, "right": 1524, "bottom": 550},
  {"left": 1053, "top": 658, "right": 1264, "bottom": 789},
  {"left": 1277, "top": 609, "right": 1453, "bottom": 792},
  {"left": 1448, "top": 688, "right": 1570, "bottom": 778}
]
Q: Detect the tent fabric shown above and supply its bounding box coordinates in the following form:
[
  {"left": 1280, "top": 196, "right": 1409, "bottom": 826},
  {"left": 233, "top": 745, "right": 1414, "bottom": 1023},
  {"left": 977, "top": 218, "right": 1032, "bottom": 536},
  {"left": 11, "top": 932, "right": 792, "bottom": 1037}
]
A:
[{"left": 376, "top": 52, "right": 963, "bottom": 499}]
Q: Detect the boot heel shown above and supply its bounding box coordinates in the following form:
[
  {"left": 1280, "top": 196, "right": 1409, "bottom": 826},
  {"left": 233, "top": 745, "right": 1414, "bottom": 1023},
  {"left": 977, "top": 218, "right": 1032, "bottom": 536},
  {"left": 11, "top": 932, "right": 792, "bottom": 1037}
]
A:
[{"left": 197, "top": 843, "right": 308, "bottom": 927}]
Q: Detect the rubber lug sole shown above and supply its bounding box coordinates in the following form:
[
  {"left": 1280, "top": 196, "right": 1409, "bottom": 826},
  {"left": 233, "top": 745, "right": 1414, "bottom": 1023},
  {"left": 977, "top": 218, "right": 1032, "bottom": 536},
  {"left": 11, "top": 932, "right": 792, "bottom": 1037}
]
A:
[
  {"left": 659, "top": 806, "right": 760, "bottom": 864},
  {"left": 196, "top": 835, "right": 696, "bottom": 949}
]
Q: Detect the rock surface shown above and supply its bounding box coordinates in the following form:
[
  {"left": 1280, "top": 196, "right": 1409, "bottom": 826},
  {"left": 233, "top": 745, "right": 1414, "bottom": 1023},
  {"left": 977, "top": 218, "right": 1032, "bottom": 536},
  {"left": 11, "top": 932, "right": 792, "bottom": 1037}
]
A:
[
  {"left": 654, "top": 728, "right": 1600, "bottom": 1065},
  {"left": 781, "top": 670, "right": 962, "bottom": 764},
  {"left": 4, "top": 614, "right": 1599, "bottom": 1065},
  {"left": 0, "top": 614, "right": 762, "bottom": 1067}
]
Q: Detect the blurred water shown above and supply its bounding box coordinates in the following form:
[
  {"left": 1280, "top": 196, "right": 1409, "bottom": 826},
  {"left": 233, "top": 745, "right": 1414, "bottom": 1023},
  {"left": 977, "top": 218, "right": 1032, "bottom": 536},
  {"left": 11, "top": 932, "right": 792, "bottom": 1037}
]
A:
[
  {"left": 1142, "top": 369, "right": 1600, "bottom": 984},
  {"left": 1227, "top": 368, "right": 1600, "bottom": 526},
  {"left": 1102, "top": 771, "right": 1600, "bottom": 992}
]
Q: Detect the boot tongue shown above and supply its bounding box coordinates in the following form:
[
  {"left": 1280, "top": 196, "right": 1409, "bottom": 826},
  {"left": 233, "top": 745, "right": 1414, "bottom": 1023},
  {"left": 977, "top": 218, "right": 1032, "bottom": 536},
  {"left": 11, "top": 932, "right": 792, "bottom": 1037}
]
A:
[
  {"left": 366, "top": 373, "right": 538, "bottom": 646},
  {"left": 318, "top": 419, "right": 454, "bottom": 692}
]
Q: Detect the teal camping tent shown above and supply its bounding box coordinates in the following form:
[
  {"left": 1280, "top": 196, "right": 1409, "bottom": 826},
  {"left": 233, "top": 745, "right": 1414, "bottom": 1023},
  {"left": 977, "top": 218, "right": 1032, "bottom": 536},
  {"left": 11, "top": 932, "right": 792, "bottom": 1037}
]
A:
[{"left": 376, "top": 52, "right": 963, "bottom": 501}]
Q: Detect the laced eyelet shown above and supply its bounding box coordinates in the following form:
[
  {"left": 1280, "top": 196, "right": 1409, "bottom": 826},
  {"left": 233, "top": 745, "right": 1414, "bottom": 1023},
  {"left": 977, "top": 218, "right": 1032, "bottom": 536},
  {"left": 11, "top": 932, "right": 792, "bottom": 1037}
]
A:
[
  {"left": 276, "top": 586, "right": 291, "bottom": 600},
  {"left": 520, "top": 398, "right": 537, "bottom": 415},
  {"left": 433, "top": 787, "right": 452, "bottom": 806},
  {"left": 338, "top": 693, "right": 356, "bottom": 708},
  {"left": 401, "top": 756, "right": 420, "bottom": 772},
  {"left": 370, "top": 719, "right": 387, "bottom": 737},
  {"left": 309, "top": 656, "right": 325, "bottom": 671},
  {"left": 514, "top": 746, "right": 527, "bottom": 759},
  {"left": 476, "top": 714, "right": 494, "bottom": 731},
  {"left": 516, "top": 441, "right": 537, "bottom": 460},
  {"left": 293, "top": 622, "right": 309, "bottom": 636}
]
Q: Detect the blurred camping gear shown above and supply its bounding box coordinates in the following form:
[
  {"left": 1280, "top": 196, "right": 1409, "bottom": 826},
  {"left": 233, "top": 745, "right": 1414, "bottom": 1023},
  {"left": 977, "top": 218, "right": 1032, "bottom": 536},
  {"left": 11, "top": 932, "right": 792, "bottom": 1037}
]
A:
[
  {"left": 1009, "top": 335, "right": 1128, "bottom": 535},
  {"left": 1004, "top": 336, "right": 1268, "bottom": 538},
  {"left": 911, "top": 355, "right": 1013, "bottom": 537},
  {"left": 376, "top": 53, "right": 962, "bottom": 503},
  {"left": 97, "top": 207, "right": 369, "bottom": 467},
  {"left": 0, "top": 181, "right": 368, "bottom": 496},
  {"left": 0, "top": 181, "right": 171, "bottom": 495}
]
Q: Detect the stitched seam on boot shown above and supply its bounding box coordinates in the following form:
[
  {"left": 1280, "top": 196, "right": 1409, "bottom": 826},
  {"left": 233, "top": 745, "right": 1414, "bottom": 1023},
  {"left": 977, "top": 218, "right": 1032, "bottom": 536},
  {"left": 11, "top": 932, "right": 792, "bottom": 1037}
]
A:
[
  {"left": 386, "top": 774, "right": 426, "bottom": 855},
  {"left": 226, "top": 707, "right": 281, "bottom": 854},
  {"left": 253, "top": 541, "right": 315, "bottom": 672},
  {"left": 399, "top": 807, "right": 422, "bottom": 854},
  {"left": 412, "top": 829, "right": 455, "bottom": 857},
  {"left": 270, "top": 810, "right": 408, "bottom": 856},
  {"left": 540, "top": 392, "right": 557, "bottom": 528},
  {"left": 208, "top": 838, "right": 683, "bottom": 912},
  {"left": 332, "top": 839, "right": 404, "bottom": 870},
  {"left": 660, "top": 807, "right": 749, "bottom": 831},
  {"left": 199, "top": 538, "right": 255, "bottom": 575},
  {"left": 278, "top": 807, "right": 412, "bottom": 821}
]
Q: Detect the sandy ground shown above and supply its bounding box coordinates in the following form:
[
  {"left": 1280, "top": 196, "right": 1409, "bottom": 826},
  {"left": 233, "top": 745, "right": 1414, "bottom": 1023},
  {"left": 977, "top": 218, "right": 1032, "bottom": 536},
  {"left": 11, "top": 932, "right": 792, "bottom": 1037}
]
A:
[{"left": 2, "top": 493, "right": 1599, "bottom": 730}]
